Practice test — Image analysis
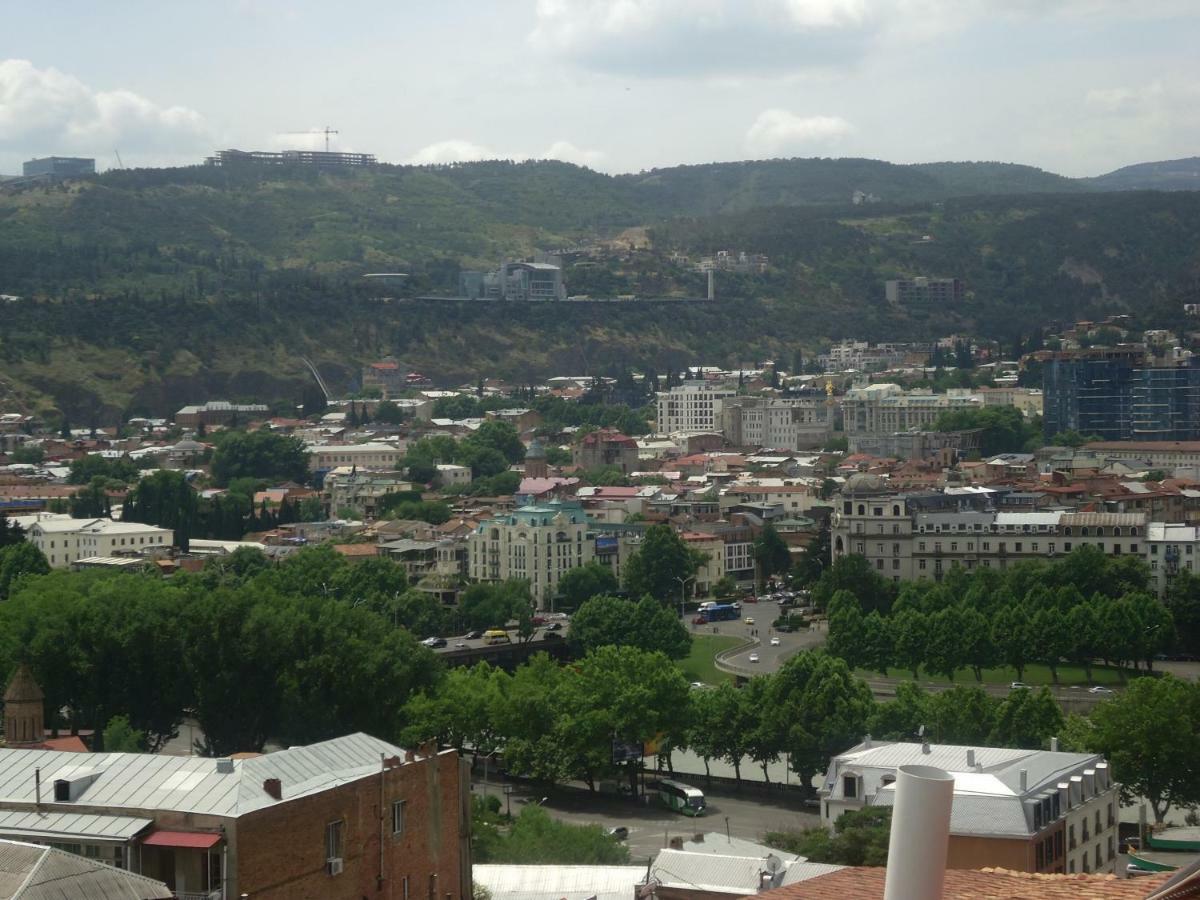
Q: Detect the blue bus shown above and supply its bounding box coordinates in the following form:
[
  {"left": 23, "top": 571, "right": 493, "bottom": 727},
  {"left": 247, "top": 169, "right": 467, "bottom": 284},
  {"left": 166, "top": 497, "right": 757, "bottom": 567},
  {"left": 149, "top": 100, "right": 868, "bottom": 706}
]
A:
[{"left": 701, "top": 603, "right": 740, "bottom": 622}]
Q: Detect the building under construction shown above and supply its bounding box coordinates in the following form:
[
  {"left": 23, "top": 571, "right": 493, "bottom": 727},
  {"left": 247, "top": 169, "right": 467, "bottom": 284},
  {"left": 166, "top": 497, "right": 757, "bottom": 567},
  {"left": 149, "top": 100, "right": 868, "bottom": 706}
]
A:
[{"left": 205, "top": 148, "right": 377, "bottom": 168}]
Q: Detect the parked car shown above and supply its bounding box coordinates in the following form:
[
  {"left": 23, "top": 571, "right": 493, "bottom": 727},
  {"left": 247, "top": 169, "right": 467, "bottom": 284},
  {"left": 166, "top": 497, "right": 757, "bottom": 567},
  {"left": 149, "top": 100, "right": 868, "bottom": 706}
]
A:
[
  {"left": 744, "top": 617, "right": 755, "bottom": 625},
  {"left": 545, "top": 622, "right": 563, "bottom": 631},
  {"left": 770, "top": 637, "right": 781, "bottom": 646},
  {"left": 748, "top": 653, "right": 760, "bottom": 663},
  {"left": 1088, "top": 685, "right": 1115, "bottom": 694}
]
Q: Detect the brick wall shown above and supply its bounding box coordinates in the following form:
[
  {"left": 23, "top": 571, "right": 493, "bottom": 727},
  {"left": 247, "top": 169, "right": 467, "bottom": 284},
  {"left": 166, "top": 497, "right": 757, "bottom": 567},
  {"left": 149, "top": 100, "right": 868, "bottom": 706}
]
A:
[{"left": 235, "top": 750, "right": 470, "bottom": 899}]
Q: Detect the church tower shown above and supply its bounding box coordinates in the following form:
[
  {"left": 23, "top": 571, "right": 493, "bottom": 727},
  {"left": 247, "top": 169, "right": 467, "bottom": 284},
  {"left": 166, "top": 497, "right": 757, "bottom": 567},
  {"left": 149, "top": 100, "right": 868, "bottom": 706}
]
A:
[
  {"left": 3, "top": 664, "right": 45, "bottom": 746},
  {"left": 524, "top": 439, "right": 549, "bottom": 479}
]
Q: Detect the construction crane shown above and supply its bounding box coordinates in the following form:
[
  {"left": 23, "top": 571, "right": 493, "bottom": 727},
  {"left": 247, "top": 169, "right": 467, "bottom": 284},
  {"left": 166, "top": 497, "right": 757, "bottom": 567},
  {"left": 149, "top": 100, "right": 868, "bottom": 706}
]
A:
[{"left": 280, "top": 126, "right": 339, "bottom": 152}]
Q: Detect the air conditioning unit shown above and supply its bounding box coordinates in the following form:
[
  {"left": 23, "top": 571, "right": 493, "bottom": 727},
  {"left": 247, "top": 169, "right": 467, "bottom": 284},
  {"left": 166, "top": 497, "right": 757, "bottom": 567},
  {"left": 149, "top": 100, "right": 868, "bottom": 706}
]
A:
[{"left": 327, "top": 858, "right": 344, "bottom": 876}]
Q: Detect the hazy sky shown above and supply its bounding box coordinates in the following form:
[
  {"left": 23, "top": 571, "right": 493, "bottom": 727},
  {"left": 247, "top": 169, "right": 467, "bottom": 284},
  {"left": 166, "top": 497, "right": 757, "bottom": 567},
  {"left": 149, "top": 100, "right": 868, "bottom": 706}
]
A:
[{"left": 2, "top": 0, "right": 1197, "bottom": 176}]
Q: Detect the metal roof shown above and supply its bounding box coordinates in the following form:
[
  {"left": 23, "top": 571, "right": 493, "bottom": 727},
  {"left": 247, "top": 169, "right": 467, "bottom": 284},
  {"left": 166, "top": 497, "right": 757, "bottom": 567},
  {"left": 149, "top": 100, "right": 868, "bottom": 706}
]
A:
[
  {"left": 0, "top": 733, "right": 412, "bottom": 820},
  {"left": 473, "top": 865, "right": 644, "bottom": 900},
  {"left": 0, "top": 839, "right": 171, "bottom": 899},
  {"left": 0, "top": 811, "right": 151, "bottom": 843}
]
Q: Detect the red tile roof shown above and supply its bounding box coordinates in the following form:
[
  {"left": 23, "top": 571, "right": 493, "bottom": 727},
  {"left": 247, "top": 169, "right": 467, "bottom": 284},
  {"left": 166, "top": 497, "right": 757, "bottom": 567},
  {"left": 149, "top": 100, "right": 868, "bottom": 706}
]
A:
[{"left": 749, "top": 867, "right": 1170, "bottom": 900}]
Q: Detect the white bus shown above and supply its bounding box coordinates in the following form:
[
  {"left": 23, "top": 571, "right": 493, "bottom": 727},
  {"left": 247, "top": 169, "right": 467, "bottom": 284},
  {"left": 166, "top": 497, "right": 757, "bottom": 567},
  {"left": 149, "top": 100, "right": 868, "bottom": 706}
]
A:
[{"left": 658, "top": 779, "right": 706, "bottom": 816}]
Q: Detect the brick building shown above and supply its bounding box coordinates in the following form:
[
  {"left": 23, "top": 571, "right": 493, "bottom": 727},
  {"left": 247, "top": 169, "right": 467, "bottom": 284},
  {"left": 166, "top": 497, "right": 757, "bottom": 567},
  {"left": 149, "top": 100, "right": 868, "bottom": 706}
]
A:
[
  {"left": 573, "top": 429, "right": 639, "bottom": 474},
  {"left": 0, "top": 734, "right": 471, "bottom": 899}
]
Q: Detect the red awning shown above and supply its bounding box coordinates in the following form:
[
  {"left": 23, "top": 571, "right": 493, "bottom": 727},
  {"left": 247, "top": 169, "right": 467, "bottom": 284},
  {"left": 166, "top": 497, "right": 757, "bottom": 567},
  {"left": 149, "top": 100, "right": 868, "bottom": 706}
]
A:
[{"left": 141, "top": 830, "right": 222, "bottom": 849}]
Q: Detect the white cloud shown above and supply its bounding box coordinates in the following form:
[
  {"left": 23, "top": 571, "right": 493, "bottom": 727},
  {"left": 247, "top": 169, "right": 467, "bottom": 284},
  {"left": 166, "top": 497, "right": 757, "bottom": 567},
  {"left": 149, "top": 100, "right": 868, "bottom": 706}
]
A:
[
  {"left": 406, "top": 139, "right": 501, "bottom": 165},
  {"left": 529, "top": 0, "right": 878, "bottom": 76},
  {"left": 406, "top": 138, "right": 606, "bottom": 169},
  {"left": 0, "top": 59, "right": 209, "bottom": 160},
  {"left": 744, "top": 110, "right": 854, "bottom": 156},
  {"left": 541, "top": 140, "right": 606, "bottom": 168}
]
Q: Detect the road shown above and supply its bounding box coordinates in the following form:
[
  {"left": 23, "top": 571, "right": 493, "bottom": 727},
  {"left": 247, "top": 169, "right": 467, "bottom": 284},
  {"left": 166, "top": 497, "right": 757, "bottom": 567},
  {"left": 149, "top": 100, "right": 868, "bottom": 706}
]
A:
[
  {"left": 477, "top": 778, "right": 820, "bottom": 863},
  {"left": 681, "top": 599, "right": 827, "bottom": 676}
]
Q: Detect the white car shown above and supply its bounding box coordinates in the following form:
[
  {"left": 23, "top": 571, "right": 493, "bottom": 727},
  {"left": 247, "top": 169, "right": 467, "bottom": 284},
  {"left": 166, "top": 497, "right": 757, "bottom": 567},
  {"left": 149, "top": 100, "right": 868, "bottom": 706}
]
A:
[
  {"left": 1088, "top": 685, "right": 1115, "bottom": 694},
  {"left": 748, "top": 653, "right": 760, "bottom": 663},
  {"left": 769, "top": 637, "right": 781, "bottom": 646}
]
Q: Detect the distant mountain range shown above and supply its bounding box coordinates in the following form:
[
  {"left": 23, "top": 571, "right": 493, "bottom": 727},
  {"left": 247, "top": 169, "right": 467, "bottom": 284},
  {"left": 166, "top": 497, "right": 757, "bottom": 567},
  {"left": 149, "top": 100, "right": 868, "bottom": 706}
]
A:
[
  {"left": 0, "top": 153, "right": 1198, "bottom": 421},
  {"left": 1086, "top": 157, "right": 1200, "bottom": 192}
]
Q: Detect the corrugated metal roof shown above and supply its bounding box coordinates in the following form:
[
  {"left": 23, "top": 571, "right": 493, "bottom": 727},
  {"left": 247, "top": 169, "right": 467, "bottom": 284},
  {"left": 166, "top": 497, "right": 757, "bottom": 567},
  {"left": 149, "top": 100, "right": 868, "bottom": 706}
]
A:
[
  {"left": 1059, "top": 512, "right": 1146, "bottom": 527},
  {"left": 0, "top": 811, "right": 150, "bottom": 843},
  {"left": 473, "top": 865, "right": 644, "bottom": 900},
  {"left": 0, "top": 733, "right": 410, "bottom": 820},
  {"left": 0, "top": 839, "right": 172, "bottom": 899}
]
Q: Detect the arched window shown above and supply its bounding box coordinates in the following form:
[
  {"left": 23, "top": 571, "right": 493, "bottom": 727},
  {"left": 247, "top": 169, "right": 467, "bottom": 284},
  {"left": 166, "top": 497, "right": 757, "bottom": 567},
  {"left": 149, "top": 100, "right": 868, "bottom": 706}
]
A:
[
  {"left": 1113, "top": 527, "right": 1123, "bottom": 537},
  {"left": 1081, "top": 527, "right": 1090, "bottom": 536},
  {"left": 892, "top": 505, "right": 901, "bottom": 516},
  {"left": 1064, "top": 527, "right": 1072, "bottom": 536},
  {"left": 857, "top": 504, "right": 865, "bottom": 515}
]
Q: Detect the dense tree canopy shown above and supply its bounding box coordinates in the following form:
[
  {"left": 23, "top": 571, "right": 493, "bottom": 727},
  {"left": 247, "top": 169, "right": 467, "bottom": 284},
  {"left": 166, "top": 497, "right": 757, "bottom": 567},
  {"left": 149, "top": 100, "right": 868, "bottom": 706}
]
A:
[
  {"left": 209, "top": 430, "right": 309, "bottom": 486},
  {"left": 568, "top": 594, "right": 691, "bottom": 659},
  {"left": 623, "top": 524, "right": 708, "bottom": 602}
]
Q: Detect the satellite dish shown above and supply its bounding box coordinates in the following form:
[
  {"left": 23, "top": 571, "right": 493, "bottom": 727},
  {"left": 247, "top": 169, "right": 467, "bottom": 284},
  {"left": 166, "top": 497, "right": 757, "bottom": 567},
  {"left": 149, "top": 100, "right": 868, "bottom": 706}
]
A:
[{"left": 764, "top": 854, "right": 783, "bottom": 874}]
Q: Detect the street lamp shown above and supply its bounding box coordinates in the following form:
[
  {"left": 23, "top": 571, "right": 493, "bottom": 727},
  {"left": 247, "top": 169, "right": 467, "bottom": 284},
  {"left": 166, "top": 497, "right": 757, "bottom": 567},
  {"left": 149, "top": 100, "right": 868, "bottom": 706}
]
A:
[{"left": 675, "top": 575, "right": 696, "bottom": 618}]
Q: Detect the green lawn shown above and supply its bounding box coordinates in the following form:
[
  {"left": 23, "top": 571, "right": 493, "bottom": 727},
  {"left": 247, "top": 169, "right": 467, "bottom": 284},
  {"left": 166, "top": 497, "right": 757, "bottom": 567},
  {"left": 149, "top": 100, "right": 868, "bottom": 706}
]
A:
[
  {"left": 855, "top": 662, "right": 1142, "bottom": 687},
  {"left": 679, "top": 635, "right": 744, "bottom": 685}
]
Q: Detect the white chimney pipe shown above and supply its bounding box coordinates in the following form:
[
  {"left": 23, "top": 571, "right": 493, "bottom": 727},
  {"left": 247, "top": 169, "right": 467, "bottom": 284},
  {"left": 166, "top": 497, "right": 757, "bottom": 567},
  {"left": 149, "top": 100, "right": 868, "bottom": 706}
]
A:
[
  {"left": 1019, "top": 769, "right": 1028, "bottom": 792},
  {"left": 966, "top": 749, "right": 975, "bottom": 768},
  {"left": 1050, "top": 736, "right": 1059, "bottom": 752},
  {"left": 883, "top": 765, "right": 955, "bottom": 900}
]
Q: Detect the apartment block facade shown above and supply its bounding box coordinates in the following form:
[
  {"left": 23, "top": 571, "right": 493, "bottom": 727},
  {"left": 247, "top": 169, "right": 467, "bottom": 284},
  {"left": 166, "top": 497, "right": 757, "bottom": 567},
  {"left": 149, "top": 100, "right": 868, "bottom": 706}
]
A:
[
  {"left": 466, "top": 500, "right": 594, "bottom": 607},
  {"left": 831, "top": 480, "right": 1150, "bottom": 584},
  {"left": 720, "top": 396, "right": 834, "bottom": 451},
  {"left": 656, "top": 382, "right": 737, "bottom": 435}
]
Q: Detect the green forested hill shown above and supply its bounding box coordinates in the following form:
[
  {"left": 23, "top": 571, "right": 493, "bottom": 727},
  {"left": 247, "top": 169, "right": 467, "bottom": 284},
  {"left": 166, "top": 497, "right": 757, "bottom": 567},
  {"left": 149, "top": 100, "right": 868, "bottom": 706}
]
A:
[
  {"left": 1, "top": 157, "right": 1198, "bottom": 423},
  {"left": 1087, "top": 157, "right": 1200, "bottom": 192}
]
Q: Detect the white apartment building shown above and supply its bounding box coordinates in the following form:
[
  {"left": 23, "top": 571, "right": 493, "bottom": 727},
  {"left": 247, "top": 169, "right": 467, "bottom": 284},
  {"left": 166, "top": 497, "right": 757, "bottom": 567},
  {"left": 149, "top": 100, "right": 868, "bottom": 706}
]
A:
[
  {"left": 831, "top": 479, "right": 1151, "bottom": 583},
  {"left": 841, "top": 384, "right": 983, "bottom": 451},
  {"left": 1144, "top": 522, "right": 1200, "bottom": 594},
  {"left": 823, "top": 740, "right": 1119, "bottom": 875},
  {"left": 307, "top": 441, "right": 406, "bottom": 470},
  {"left": 656, "top": 382, "right": 737, "bottom": 435},
  {"left": 466, "top": 500, "right": 594, "bottom": 608},
  {"left": 720, "top": 396, "right": 834, "bottom": 451},
  {"left": 29, "top": 518, "right": 174, "bottom": 568}
]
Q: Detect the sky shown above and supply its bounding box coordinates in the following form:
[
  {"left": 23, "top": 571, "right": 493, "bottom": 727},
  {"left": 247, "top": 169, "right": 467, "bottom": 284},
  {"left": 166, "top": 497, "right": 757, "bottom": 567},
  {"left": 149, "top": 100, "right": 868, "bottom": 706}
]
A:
[{"left": 1, "top": 0, "right": 1198, "bottom": 177}]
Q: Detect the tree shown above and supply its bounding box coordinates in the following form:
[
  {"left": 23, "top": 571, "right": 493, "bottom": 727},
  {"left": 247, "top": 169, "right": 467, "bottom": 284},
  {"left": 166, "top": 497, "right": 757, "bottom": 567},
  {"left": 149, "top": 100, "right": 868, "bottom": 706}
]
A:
[
  {"left": 891, "top": 609, "right": 928, "bottom": 679},
  {"left": 860, "top": 611, "right": 894, "bottom": 676},
  {"left": 989, "top": 687, "right": 1064, "bottom": 749},
  {"left": 402, "top": 663, "right": 501, "bottom": 753},
  {"left": 559, "top": 645, "right": 691, "bottom": 793},
  {"left": 712, "top": 575, "right": 739, "bottom": 601},
  {"left": 924, "top": 606, "right": 969, "bottom": 681},
  {"left": 0, "top": 518, "right": 25, "bottom": 549},
  {"left": 122, "top": 469, "right": 198, "bottom": 551},
  {"left": 209, "top": 430, "right": 309, "bottom": 486},
  {"left": 765, "top": 806, "right": 891, "bottom": 866},
  {"left": 754, "top": 523, "right": 792, "bottom": 589},
  {"left": 0, "top": 543, "right": 49, "bottom": 600},
  {"left": 1030, "top": 607, "right": 1072, "bottom": 683},
  {"left": 992, "top": 604, "right": 1034, "bottom": 681},
  {"left": 463, "top": 420, "right": 526, "bottom": 464},
  {"left": 1164, "top": 570, "right": 1200, "bottom": 659},
  {"left": 102, "top": 715, "right": 145, "bottom": 753},
  {"left": 622, "top": 525, "right": 705, "bottom": 602},
  {"left": 826, "top": 590, "right": 866, "bottom": 670},
  {"left": 69, "top": 476, "right": 111, "bottom": 519},
  {"left": 932, "top": 406, "right": 1040, "bottom": 455},
  {"left": 474, "top": 805, "right": 631, "bottom": 864},
  {"left": 554, "top": 561, "right": 619, "bottom": 609},
  {"left": 492, "top": 654, "right": 573, "bottom": 784},
  {"left": 10, "top": 445, "right": 44, "bottom": 465},
  {"left": 924, "top": 685, "right": 997, "bottom": 745},
  {"left": 767, "top": 652, "right": 874, "bottom": 795},
  {"left": 812, "top": 554, "right": 893, "bottom": 614},
  {"left": 792, "top": 521, "right": 830, "bottom": 586},
  {"left": 1086, "top": 676, "right": 1200, "bottom": 823},
  {"left": 569, "top": 595, "right": 691, "bottom": 659},
  {"left": 959, "top": 606, "right": 996, "bottom": 681}
]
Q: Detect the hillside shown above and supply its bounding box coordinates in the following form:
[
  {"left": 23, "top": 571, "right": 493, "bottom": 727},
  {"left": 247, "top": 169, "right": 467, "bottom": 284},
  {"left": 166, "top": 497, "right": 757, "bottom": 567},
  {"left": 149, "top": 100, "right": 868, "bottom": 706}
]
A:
[
  {"left": 1, "top": 157, "right": 1199, "bottom": 422},
  {"left": 1088, "top": 157, "right": 1200, "bottom": 192}
]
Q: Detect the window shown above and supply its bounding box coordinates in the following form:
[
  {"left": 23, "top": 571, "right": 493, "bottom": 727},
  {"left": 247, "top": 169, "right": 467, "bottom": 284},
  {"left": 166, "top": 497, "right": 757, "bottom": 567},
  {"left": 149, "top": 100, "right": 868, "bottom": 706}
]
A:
[
  {"left": 392, "top": 799, "right": 406, "bottom": 835},
  {"left": 1130, "top": 544, "right": 1139, "bottom": 554},
  {"left": 1069, "top": 824, "right": 1076, "bottom": 849},
  {"left": 1014, "top": 542, "right": 1023, "bottom": 552},
  {"left": 950, "top": 542, "right": 958, "bottom": 551},
  {"left": 919, "top": 542, "right": 926, "bottom": 551},
  {"left": 919, "top": 560, "right": 927, "bottom": 570},
  {"left": 982, "top": 541, "right": 990, "bottom": 551},
  {"left": 1095, "top": 810, "right": 1101, "bottom": 833},
  {"left": 892, "top": 559, "right": 900, "bottom": 570},
  {"left": 843, "top": 775, "right": 858, "bottom": 799},
  {"left": 326, "top": 820, "right": 345, "bottom": 864},
  {"left": 1065, "top": 542, "right": 1072, "bottom": 551}
]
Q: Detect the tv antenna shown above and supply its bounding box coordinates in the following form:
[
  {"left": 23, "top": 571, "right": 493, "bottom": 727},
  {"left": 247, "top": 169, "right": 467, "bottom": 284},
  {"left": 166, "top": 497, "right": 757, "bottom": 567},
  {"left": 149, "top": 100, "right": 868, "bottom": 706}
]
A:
[{"left": 281, "top": 126, "right": 340, "bottom": 152}]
